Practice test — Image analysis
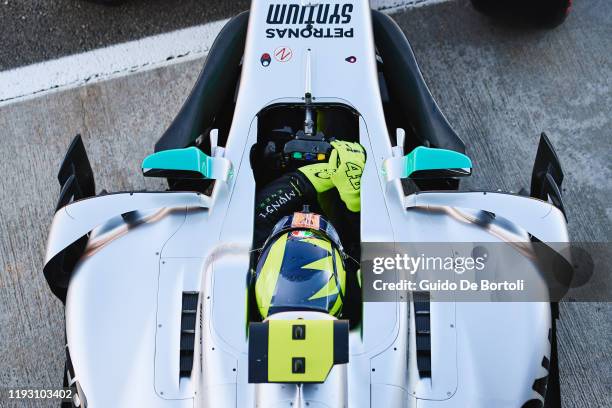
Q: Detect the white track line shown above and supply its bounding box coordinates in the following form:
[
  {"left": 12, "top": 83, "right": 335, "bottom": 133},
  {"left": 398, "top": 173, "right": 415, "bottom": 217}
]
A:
[
  {"left": 0, "top": 0, "right": 450, "bottom": 106},
  {"left": 0, "top": 19, "right": 229, "bottom": 106},
  {"left": 372, "top": 0, "right": 450, "bottom": 11}
]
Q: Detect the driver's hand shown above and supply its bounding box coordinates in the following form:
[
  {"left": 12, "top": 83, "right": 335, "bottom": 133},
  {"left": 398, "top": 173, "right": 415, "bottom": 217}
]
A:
[
  {"left": 298, "top": 163, "right": 334, "bottom": 193},
  {"left": 328, "top": 141, "right": 366, "bottom": 212}
]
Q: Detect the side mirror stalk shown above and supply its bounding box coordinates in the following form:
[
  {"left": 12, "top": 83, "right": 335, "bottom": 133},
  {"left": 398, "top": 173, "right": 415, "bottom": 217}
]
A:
[{"left": 392, "top": 128, "right": 406, "bottom": 158}]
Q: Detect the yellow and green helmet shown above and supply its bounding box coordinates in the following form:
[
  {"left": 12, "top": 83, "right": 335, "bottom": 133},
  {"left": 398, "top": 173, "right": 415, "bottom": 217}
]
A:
[{"left": 255, "top": 210, "right": 347, "bottom": 319}]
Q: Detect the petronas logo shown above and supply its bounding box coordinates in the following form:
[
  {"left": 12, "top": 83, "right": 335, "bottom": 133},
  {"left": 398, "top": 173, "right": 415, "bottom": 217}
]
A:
[{"left": 266, "top": 3, "right": 354, "bottom": 25}]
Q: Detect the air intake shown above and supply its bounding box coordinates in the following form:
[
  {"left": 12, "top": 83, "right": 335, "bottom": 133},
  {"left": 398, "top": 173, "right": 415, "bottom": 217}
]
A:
[
  {"left": 179, "top": 292, "right": 199, "bottom": 378},
  {"left": 414, "top": 292, "right": 431, "bottom": 378}
]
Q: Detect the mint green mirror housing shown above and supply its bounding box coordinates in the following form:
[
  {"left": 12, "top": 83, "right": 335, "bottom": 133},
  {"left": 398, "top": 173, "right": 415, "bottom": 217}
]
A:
[
  {"left": 142, "top": 147, "right": 233, "bottom": 182},
  {"left": 383, "top": 146, "right": 472, "bottom": 181}
]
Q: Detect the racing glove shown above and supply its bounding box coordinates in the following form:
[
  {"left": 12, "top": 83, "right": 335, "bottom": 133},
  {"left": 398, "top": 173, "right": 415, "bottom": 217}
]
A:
[
  {"left": 328, "top": 141, "right": 366, "bottom": 212},
  {"left": 298, "top": 163, "right": 334, "bottom": 193}
]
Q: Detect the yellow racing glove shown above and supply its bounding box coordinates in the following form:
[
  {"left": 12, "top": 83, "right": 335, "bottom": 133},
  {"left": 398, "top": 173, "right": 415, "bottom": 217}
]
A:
[
  {"left": 298, "top": 162, "right": 334, "bottom": 193},
  {"left": 328, "top": 141, "right": 366, "bottom": 212}
]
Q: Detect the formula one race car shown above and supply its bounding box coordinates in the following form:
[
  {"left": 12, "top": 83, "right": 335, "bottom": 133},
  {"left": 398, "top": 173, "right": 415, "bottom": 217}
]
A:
[{"left": 44, "top": 1, "right": 571, "bottom": 407}]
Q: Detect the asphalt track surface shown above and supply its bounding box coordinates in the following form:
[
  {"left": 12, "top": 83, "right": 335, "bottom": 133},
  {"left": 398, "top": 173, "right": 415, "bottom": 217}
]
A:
[
  {"left": 0, "top": 0, "right": 611, "bottom": 407},
  {"left": 0, "top": 0, "right": 249, "bottom": 71}
]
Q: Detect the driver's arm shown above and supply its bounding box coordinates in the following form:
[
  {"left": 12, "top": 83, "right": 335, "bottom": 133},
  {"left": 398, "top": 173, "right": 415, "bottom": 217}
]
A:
[
  {"left": 253, "top": 171, "right": 320, "bottom": 248},
  {"left": 300, "top": 141, "right": 366, "bottom": 212},
  {"left": 253, "top": 141, "right": 366, "bottom": 248}
]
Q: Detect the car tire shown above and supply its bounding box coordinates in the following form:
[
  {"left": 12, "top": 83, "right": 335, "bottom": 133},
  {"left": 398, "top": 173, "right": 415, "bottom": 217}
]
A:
[{"left": 470, "top": 0, "right": 572, "bottom": 28}]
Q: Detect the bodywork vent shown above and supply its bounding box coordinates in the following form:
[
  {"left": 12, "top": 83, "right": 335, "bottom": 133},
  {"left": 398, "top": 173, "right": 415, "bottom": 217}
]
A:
[
  {"left": 179, "top": 292, "right": 199, "bottom": 378},
  {"left": 414, "top": 292, "right": 431, "bottom": 378}
]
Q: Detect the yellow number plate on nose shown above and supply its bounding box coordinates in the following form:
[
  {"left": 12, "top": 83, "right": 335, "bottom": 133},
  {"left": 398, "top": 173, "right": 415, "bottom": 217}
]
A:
[{"left": 248, "top": 319, "right": 349, "bottom": 384}]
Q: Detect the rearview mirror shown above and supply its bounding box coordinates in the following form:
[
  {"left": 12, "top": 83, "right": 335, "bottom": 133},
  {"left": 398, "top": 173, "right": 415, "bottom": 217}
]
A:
[
  {"left": 142, "top": 147, "right": 233, "bottom": 182},
  {"left": 383, "top": 146, "right": 472, "bottom": 181}
]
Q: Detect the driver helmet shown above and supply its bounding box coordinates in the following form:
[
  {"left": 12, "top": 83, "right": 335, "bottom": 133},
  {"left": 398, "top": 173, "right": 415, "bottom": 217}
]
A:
[{"left": 254, "top": 209, "right": 346, "bottom": 319}]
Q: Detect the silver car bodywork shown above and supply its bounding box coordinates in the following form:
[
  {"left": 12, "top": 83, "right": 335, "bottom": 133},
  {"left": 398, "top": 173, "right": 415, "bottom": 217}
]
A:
[{"left": 44, "top": 1, "right": 569, "bottom": 406}]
